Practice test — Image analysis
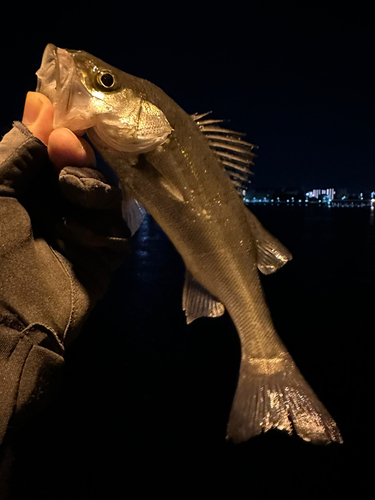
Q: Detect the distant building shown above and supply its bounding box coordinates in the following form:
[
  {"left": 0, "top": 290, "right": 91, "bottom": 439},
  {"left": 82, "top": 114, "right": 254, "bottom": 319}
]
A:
[
  {"left": 244, "top": 188, "right": 274, "bottom": 203},
  {"left": 335, "top": 187, "right": 348, "bottom": 200},
  {"left": 306, "top": 188, "right": 336, "bottom": 202},
  {"left": 243, "top": 187, "right": 305, "bottom": 204},
  {"left": 272, "top": 187, "right": 305, "bottom": 202},
  {"left": 330, "top": 188, "right": 375, "bottom": 207}
]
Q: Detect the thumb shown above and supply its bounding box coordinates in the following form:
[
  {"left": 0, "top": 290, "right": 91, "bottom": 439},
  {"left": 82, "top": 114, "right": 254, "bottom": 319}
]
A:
[{"left": 22, "top": 92, "right": 54, "bottom": 145}]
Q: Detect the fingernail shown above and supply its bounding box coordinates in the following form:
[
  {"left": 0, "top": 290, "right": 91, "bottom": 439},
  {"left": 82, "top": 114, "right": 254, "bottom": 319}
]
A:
[{"left": 22, "top": 92, "right": 43, "bottom": 125}]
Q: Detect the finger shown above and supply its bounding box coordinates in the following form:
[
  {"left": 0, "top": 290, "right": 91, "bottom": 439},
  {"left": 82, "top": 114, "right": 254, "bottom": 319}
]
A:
[
  {"left": 22, "top": 92, "right": 54, "bottom": 145},
  {"left": 59, "top": 166, "right": 123, "bottom": 209},
  {"left": 48, "top": 128, "right": 96, "bottom": 172}
]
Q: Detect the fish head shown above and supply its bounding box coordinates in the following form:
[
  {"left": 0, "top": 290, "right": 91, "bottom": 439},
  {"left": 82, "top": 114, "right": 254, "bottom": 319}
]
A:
[{"left": 36, "top": 44, "right": 172, "bottom": 152}]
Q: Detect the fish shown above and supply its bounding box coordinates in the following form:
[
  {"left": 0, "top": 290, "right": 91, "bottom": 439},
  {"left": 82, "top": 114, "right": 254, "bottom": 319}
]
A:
[{"left": 36, "top": 43, "right": 342, "bottom": 444}]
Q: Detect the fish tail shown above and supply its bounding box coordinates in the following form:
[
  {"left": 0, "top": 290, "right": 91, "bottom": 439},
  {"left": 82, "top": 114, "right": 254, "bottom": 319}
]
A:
[{"left": 226, "top": 354, "right": 343, "bottom": 444}]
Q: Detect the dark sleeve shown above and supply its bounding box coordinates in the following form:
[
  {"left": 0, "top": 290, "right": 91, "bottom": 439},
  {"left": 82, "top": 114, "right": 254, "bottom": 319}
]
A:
[
  {"left": 0, "top": 305, "right": 64, "bottom": 444},
  {"left": 0, "top": 123, "right": 67, "bottom": 445},
  {"left": 0, "top": 122, "right": 129, "bottom": 448}
]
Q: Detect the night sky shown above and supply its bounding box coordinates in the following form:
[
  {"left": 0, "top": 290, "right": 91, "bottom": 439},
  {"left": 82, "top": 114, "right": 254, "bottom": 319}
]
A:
[
  {"left": 1, "top": 5, "right": 372, "bottom": 497},
  {"left": 2, "top": 4, "right": 375, "bottom": 192}
]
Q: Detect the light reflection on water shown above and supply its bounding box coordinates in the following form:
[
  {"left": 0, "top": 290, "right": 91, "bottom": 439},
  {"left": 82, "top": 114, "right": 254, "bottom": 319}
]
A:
[{"left": 370, "top": 205, "right": 375, "bottom": 225}]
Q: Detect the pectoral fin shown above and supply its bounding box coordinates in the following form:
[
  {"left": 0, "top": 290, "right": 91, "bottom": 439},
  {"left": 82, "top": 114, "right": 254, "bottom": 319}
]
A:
[
  {"left": 246, "top": 209, "right": 292, "bottom": 274},
  {"left": 182, "top": 270, "right": 225, "bottom": 324},
  {"left": 121, "top": 192, "right": 147, "bottom": 236}
]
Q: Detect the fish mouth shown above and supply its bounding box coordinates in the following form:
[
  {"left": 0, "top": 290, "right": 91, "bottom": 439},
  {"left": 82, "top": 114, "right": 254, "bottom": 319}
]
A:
[
  {"left": 36, "top": 43, "right": 75, "bottom": 118},
  {"left": 36, "top": 44, "right": 92, "bottom": 130},
  {"left": 36, "top": 43, "right": 58, "bottom": 99}
]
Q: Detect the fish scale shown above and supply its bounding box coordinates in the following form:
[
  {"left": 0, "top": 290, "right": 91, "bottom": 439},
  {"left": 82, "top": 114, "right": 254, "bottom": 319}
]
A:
[{"left": 36, "top": 43, "right": 342, "bottom": 445}]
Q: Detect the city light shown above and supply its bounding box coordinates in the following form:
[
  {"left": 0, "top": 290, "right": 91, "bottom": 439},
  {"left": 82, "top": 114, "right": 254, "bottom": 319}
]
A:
[
  {"left": 306, "top": 188, "right": 336, "bottom": 201},
  {"left": 243, "top": 186, "right": 375, "bottom": 207}
]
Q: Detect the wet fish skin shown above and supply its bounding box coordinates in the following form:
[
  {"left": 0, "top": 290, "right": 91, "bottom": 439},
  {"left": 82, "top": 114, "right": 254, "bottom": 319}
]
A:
[{"left": 36, "top": 44, "right": 342, "bottom": 444}]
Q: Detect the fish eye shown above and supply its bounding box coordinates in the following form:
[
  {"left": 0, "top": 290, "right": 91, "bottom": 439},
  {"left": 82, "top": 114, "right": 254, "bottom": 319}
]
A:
[{"left": 98, "top": 72, "right": 115, "bottom": 89}]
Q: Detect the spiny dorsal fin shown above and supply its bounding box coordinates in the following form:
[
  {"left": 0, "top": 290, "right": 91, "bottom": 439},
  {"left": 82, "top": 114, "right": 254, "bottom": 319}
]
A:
[
  {"left": 182, "top": 270, "right": 225, "bottom": 324},
  {"left": 245, "top": 209, "right": 293, "bottom": 274},
  {"left": 191, "top": 111, "right": 258, "bottom": 194}
]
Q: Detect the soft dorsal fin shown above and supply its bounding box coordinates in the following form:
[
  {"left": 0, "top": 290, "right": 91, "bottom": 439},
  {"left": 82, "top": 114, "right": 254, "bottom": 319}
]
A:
[
  {"left": 191, "top": 112, "right": 257, "bottom": 194},
  {"left": 245, "top": 209, "right": 292, "bottom": 274},
  {"left": 182, "top": 270, "right": 225, "bottom": 324}
]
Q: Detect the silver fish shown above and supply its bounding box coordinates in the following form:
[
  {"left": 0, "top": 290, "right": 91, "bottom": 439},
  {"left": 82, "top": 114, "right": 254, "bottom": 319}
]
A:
[{"left": 36, "top": 44, "right": 342, "bottom": 444}]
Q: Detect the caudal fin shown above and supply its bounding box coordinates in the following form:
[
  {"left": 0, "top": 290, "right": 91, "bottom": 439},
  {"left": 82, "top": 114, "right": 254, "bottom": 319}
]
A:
[{"left": 226, "top": 355, "right": 343, "bottom": 444}]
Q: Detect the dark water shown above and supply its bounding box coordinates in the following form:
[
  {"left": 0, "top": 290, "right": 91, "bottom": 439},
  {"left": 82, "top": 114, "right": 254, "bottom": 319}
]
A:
[{"left": 12, "top": 206, "right": 372, "bottom": 498}]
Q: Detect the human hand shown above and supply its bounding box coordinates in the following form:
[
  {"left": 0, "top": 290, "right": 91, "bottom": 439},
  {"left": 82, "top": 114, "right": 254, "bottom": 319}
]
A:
[
  {"left": 22, "top": 91, "right": 95, "bottom": 170},
  {"left": 0, "top": 91, "right": 130, "bottom": 446},
  {"left": 16, "top": 90, "right": 130, "bottom": 333}
]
